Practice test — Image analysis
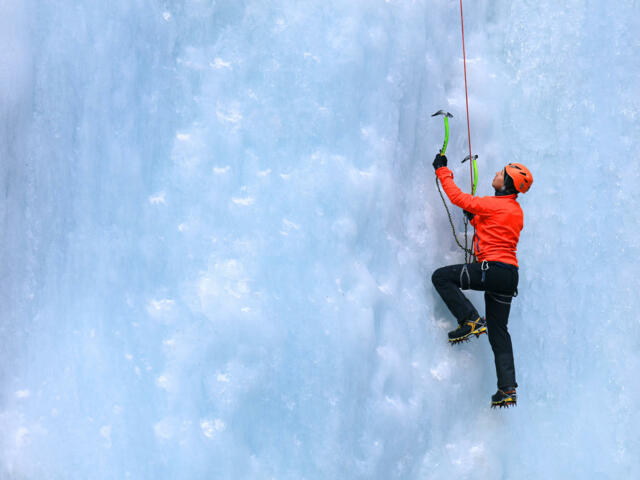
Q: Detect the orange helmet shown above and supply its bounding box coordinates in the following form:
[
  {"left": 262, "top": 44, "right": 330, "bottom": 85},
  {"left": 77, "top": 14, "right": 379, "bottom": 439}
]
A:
[{"left": 505, "top": 163, "right": 533, "bottom": 193}]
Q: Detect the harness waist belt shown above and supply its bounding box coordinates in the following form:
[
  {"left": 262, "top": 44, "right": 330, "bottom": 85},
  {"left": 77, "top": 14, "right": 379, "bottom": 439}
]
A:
[{"left": 487, "top": 261, "right": 519, "bottom": 271}]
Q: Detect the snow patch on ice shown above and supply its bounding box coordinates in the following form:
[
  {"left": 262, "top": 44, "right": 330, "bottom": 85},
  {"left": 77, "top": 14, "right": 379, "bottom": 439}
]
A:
[
  {"left": 147, "top": 299, "right": 175, "bottom": 317},
  {"left": 231, "top": 196, "right": 254, "bottom": 206},
  {"left": 155, "top": 374, "right": 173, "bottom": 391},
  {"left": 154, "top": 418, "right": 175, "bottom": 440},
  {"left": 282, "top": 218, "right": 300, "bottom": 230},
  {"left": 15, "top": 390, "right": 30, "bottom": 399},
  {"left": 430, "top": 361, "right": 451, "bottom": 381},
  {"left": 216, "top": 109, "right": 242, "bottom": 124},
  {"left": 16, "top": 427, "right": 29, "bottom": 448},
  {"left": 210, "top": 58, "right": 232, "bottom": 70},
  {"left": 100, "top": 425, "right": 112, "bottom": 448},
  {"left": 149, "top": 192, "right": 166, "bottom": 205},
  {"left": 200, "top": 419, "right": 225, "bottom": 438}
]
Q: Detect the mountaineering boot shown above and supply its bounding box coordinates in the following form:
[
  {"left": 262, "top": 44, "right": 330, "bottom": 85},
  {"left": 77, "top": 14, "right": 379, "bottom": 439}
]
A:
[
  {"left": 448, "top": 316, "right": 487, "bottom": 345},
  {"left": 491, "top": 388, "right": 517, "bottom": 408}
]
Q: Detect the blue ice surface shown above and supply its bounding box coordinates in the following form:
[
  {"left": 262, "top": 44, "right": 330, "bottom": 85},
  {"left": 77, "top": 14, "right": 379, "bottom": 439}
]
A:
[{"left": 0, "top": 0, "right": 639, "bottom": 478}]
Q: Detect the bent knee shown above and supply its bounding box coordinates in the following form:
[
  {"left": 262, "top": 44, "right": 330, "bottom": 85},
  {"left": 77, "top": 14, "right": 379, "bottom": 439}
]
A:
[{"left": 431, "top": 267, "right": 446, "bottom": 286}]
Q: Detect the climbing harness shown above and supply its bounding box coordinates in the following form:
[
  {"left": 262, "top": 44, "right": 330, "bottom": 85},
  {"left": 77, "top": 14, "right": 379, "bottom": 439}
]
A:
[
  {"left": 484, "top": 262, "right": 520, "bottom": 300},
  {"left": 486, "top": 293, "right": 514, "bottom": 306},
  {"left": 459, "top": 263, "right": 471, "bottom": 290}
]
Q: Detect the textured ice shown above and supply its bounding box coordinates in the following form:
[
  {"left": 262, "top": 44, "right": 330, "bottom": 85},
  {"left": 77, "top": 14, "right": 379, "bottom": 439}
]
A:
[{"left": 0, "top": 0, "right": 639, "bottom": 478}]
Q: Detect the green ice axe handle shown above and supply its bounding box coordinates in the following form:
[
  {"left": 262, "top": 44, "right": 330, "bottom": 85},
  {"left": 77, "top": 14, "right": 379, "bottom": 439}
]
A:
[
  {"left": 442, "top": 117, "right": 450, "bottom": 154},
  {"left": 470, "top": 156, "right": 478, "bottom": 195},
  {"left": 432, "top": 110, "right": 454, "bottom": 155},
  {"left": 462, "top": 154, "right": 479, "bottom": 195}
]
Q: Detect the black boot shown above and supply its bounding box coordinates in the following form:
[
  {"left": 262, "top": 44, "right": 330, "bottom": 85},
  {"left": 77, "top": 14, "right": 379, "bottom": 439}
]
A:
[
  {"left": 491, "top": 388, "right": 517, "bottom": 408},
  {"left": 448, "top": 316, "right": 487, "bottom": 345}
]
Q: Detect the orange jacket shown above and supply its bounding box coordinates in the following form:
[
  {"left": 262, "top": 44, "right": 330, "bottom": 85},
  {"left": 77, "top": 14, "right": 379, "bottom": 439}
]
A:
[{"left": 436, "top": 167, "right": 523, "bottom": 267}]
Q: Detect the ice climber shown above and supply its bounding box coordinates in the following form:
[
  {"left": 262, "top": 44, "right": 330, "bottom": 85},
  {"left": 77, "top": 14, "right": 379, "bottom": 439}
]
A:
[{"left": 430, "top": 153, "right": 533, "bottom": 408}]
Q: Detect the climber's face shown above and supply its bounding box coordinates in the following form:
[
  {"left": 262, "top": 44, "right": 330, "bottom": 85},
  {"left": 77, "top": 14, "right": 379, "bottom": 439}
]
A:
[{"left": 492, "top": 169, "right": 505, "bottom": 190}]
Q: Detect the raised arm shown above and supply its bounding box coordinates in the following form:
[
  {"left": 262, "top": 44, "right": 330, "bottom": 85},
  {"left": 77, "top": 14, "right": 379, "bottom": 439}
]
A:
[{"left": 435, "top": 167, "right": 497, "bottom": 215}]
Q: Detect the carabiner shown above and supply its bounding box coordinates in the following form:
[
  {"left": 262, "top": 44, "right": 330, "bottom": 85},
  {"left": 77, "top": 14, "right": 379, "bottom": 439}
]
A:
[{"left": 481, "top": 260, "right": 489, "bottom": 282}]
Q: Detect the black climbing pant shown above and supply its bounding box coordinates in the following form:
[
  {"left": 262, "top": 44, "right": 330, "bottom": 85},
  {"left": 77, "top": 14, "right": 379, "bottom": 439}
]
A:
[{"left": 431, "top": 261, "right": 519, "bottom": 390}]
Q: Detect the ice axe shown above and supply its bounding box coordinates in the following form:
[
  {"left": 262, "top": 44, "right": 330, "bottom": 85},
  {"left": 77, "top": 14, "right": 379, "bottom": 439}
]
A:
[
  {"left": 432, "top": 110, "right": 453, "bottom": 155},
  {"left": 462, "top": 154, "right": 479, "bottom": 195},
  {"left": 432, "top": 109, "right": 474, "bottom": 260},
  {"left": 432, "top": 110, "right": 479, "bottom": 195}
]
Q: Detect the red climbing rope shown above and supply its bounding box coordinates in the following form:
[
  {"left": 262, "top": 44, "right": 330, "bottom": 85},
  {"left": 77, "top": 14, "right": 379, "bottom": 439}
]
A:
[
  {"left": 459, "top": 0, "right": 476, "bottom": 262},
  {"left": 459, "top": 0, "right": 474, "bottom": 193}
]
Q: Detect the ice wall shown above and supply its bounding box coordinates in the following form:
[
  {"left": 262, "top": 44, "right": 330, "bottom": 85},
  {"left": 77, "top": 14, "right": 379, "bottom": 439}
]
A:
[{"left": 1, "top": 0, "right": 639, "bottom": 478}]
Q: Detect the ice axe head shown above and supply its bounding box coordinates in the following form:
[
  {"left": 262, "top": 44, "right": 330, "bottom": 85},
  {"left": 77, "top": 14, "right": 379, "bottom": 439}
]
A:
[
  {"left": 431, "top": 110, "right": 453, "bottom": 118},
  {"left": 461, "top": 154, "right": 478, "bottom": 163}
]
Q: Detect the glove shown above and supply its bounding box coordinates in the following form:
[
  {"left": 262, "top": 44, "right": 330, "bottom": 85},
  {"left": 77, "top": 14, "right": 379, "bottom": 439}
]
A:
[
  {"left": 432, "top": 153, "right": 447, "bottom": 170},
  {"left": 463, "top": 210, "right": 475, "bottom": 221}
]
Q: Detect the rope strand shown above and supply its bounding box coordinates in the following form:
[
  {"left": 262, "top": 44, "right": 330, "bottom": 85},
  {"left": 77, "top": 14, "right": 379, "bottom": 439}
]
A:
[
  {"left": 460, "top": 0, "right": 475, "bottom": 263},
  {"left": 459, "top": 0, "right": 474, "bottom": 189},
  {"left": 434, "top": 1, "right": 477, "bottom": 264},
  {"left": 436, "top": 176, "right": 473, "bottom": 258}
]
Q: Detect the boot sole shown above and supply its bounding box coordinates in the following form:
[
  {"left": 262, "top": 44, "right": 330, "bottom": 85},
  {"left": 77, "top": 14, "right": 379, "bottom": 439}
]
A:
[
  {"left": 448, "top": 327, "right": 487, "bottom": 345},
  {"left": 491, "top": 398, "right": 516, "bottom": 409}
]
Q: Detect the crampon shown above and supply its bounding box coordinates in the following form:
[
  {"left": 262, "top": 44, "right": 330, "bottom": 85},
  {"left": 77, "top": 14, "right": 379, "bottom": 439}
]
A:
[
  {"left": 491, "top": 388, "right": 517, "bottom": 409},
  {"left": 448, "top": 316, "right": 487, "bottom": 345}
]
